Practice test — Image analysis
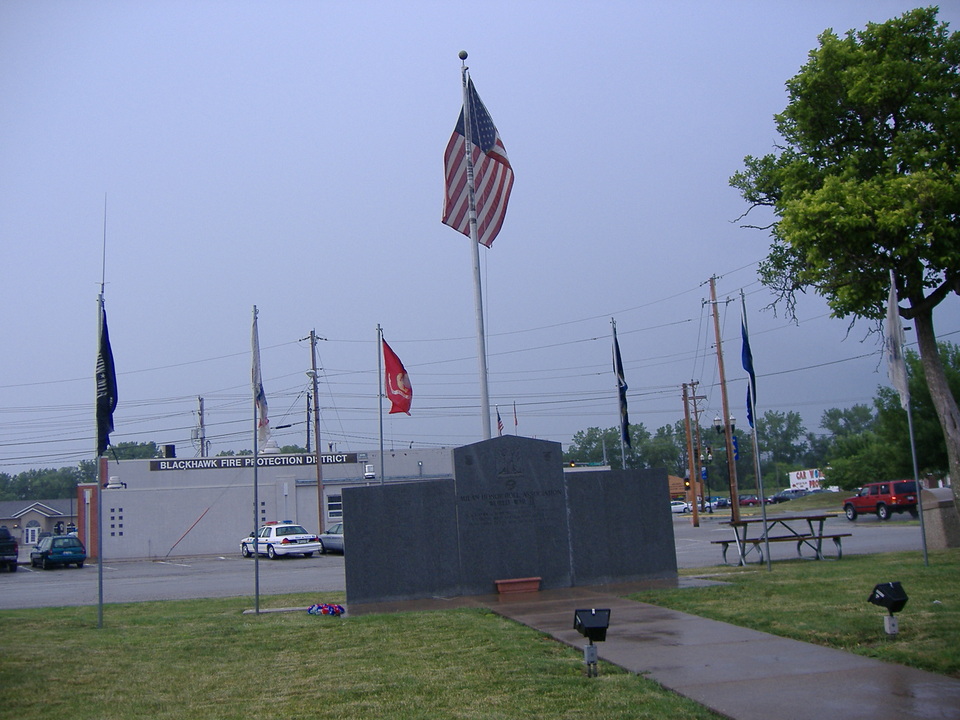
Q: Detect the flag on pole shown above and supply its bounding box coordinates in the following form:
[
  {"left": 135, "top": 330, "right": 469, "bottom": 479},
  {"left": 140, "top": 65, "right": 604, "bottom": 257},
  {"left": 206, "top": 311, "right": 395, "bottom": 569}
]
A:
[
  {"left": 442, "top": 75, "right": 514, "bottom": 248},
  {"left": 886, "top": 271, "right": 910, "bottom": 411},
  {"left": 383, "top": 339, "right": 413, "bottom": 415},
  {"left": 95, "top": 300, "right": 118, "bottom": 456},
  {"left": 741, "top": 313, "right": 757, "bottom": 428},
  {"left": 612, "top": 323, "right": 631, "bottom": 448},
  {"left": 251, "top": 307, "right": 270, "bottom": 450},
  {"left": 496, "top": 407, "right": 504, "bottom": 436},
  {"left": 513, "top": 401, "right": 518, "bottom": 431}
]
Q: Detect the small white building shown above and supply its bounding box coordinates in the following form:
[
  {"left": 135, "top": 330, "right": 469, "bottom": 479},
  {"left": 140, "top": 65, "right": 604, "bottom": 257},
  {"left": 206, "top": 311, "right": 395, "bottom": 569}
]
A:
[{"left": 77, "top": 447, "right": 454, "bottom": 560}]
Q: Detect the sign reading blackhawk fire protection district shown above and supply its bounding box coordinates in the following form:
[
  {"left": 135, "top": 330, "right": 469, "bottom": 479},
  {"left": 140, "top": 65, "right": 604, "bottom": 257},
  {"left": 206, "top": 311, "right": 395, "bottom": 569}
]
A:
[{"left": 149, "top": 453, "right": 358, "bottom": 471}]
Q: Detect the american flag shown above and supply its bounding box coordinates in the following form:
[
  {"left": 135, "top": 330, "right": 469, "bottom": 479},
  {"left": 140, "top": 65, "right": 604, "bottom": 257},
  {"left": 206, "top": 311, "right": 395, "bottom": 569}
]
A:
[
  {"left": 496, "top": 407, "right": 504, "bottom": 436},
  {"left": 442, "top": 75, "right": 514, "bottom": 248}
]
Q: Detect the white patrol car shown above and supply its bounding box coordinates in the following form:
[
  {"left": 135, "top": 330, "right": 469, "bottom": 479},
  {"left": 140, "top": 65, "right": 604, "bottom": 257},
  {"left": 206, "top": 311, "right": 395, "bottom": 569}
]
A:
[{"left": 240, "top": 521, "right": 322, "bottom": 559}]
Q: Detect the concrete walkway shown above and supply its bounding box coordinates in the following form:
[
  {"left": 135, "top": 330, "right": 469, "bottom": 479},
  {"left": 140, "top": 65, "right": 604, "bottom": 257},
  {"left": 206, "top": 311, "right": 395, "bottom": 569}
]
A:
[{"left": 349, "top": 580, "right": 960, "bottom": 720}]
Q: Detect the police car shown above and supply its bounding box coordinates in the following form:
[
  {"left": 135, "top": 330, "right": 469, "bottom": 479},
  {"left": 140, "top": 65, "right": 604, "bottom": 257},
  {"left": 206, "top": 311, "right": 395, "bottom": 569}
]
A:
[{"left": 240, "top": 521, "right": 322, "bottom": 559}]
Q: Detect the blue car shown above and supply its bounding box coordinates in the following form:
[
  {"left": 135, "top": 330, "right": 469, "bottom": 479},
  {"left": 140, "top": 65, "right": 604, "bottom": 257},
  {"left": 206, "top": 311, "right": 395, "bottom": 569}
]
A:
[{"left": 30, "top": 535, "right": 86, "bottom": 569}]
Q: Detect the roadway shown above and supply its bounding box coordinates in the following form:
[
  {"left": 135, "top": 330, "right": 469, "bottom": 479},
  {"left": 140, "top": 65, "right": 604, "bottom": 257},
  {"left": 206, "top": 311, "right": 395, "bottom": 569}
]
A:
[{"left": 0, "top": 512, "right": 926, "bottom": 610}]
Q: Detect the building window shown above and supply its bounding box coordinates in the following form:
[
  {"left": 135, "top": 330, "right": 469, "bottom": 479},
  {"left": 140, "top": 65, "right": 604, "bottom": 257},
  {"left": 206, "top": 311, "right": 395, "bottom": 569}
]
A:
[{"left": 327, "top": 494, "right": 342, "bottom": 520}]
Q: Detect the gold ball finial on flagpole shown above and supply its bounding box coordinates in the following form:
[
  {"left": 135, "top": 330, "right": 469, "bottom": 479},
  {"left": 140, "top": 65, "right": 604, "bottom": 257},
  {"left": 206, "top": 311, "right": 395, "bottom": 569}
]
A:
[{"left": 458, "top": 50, "right": 468, "bottom": 60}]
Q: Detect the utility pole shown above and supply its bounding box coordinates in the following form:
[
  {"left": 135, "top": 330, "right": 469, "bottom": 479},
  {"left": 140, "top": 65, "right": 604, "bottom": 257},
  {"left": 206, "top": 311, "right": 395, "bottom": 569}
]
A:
[
  {"left": 708, "top": 276, "right": 741, "bottom": 522},
  {"left": 307, "top": 331, "right": 324, "bottom": 531},
  {"left": 683, "top": 381, "right": 709, "bottom": 526},
  {"left": 691, "top": 385, "right": 709, "bottom": 516},
  {"left": 196, "top": 396, "right": 208, "bottom": 457},
  {"left": 682, "top": 383, "right": 700, "bottom": 527},
  {"left": 305, "top": 393, "right": 312, "bottom": 453}
]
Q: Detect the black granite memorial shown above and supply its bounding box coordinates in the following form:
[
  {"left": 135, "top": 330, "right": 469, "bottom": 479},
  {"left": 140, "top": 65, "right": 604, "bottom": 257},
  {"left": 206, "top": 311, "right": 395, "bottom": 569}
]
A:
[{"left": 343, "top": 435, "right": 677, "bottom": 605}]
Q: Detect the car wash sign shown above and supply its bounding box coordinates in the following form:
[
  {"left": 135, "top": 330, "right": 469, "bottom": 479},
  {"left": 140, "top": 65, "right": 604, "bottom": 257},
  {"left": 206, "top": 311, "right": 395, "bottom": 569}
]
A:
[
  {"left": 788, "top": 468, "right": 825, "bottom": 490},
  {"left": 150, "top": 453, "right": 358, "bottom": 471}
]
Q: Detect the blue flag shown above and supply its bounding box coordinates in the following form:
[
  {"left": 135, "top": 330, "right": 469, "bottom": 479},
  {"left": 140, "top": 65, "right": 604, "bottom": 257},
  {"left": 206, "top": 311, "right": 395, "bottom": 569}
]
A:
[{"left": 741, "top": 315, "right": 756, "bottom": 428}]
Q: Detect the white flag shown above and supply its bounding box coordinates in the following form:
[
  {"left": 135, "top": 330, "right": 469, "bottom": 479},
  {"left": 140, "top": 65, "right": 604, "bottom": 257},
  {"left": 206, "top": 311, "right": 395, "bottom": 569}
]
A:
[{"left": 885, "top": 271, "right": 910, "bottom": 411}]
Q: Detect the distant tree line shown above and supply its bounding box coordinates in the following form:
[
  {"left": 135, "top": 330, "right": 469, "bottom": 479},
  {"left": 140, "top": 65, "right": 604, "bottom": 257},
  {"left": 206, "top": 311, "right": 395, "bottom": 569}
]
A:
[
  {"left": 0, "top": 442, "right": 161, "bottom": 501},
  {"left": 563, "top": 343, "right": 960, "bottom": 494}
]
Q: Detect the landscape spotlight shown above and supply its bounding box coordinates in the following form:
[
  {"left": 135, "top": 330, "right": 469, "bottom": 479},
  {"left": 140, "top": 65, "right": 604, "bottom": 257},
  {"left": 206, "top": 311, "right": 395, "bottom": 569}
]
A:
[
  {"left": 574, "top": 608, "right": 610, "bottom": 642},
  {"left": 574, "top": 608, "right": 610, "bottom": 677},
  {"left": 868, "top": 581, "right": 908, "bottom": 635}
]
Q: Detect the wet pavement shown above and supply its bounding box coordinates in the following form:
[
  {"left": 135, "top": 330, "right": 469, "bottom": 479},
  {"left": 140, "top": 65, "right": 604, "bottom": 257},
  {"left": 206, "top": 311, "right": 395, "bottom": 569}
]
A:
[{"left": 348, "top": 579, "right": 960, "bottom": 720}]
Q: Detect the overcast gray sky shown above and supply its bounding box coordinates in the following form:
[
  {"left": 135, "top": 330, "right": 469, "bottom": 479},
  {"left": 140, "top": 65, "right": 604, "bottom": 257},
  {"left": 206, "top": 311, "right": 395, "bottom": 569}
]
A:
[{"left": 3, "top": 1, "right": 959, "bottom": 474}]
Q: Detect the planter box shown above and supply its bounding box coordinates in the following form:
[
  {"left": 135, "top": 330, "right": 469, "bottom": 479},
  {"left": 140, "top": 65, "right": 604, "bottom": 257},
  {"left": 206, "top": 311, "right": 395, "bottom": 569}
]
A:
[{"left": 495, "top": 577, "right": 542, "bottom": 594}]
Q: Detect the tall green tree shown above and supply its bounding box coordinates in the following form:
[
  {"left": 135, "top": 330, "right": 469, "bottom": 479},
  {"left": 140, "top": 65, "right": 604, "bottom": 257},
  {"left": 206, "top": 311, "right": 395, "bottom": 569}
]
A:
[
  {"left": 805, "top": 405, "right": 876, "bottom": 469},
  {"left": 874, "top": 343, "right": 960, "bottom": 478},
  {"left": 565, "top": 422, "right": 691, "bottom": 473},
  {"left": 0, "top": 468, "right": 79, "bottom": 500},
  {"left": 730, "top": 7, "right": 960, "bottom": 501},
  {"left": 645, "top": 422, "right": 690, "bottom": 477},
  {"left": 757, "top": 410, "right": 808, "bottom": 489}
]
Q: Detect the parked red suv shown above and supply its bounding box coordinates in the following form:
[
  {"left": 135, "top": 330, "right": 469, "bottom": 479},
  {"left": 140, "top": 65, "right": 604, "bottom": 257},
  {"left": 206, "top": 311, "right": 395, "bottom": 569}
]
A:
[{"left": 843, "top": 480, "right": 919, "bottom": 521}]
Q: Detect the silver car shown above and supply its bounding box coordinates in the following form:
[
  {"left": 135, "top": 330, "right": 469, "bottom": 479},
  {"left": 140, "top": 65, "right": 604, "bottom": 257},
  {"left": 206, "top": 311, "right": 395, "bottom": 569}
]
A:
[{"left": 318, "top": 523, "right": 344, "bottom": 554}]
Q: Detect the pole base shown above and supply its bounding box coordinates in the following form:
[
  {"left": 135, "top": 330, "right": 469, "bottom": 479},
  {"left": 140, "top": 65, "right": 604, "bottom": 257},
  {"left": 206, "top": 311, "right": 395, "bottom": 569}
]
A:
[{"left": 884, "top": 615, "right": 899, "bottom": 635}]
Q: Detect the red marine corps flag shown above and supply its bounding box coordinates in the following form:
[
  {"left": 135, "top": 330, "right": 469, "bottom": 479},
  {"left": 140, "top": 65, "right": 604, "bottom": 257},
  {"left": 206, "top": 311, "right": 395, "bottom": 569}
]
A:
[{"left": 382, "top": 339, "right": 412, "bottom": 415}]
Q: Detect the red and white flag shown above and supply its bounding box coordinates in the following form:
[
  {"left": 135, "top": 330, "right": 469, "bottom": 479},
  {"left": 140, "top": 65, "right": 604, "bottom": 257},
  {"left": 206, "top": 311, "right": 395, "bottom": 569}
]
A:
[
  {"left": 442, "top": 75, "right": 514, "bottom": 248},
  {"left": 383, "top": 339, "right": 412, "bottom": 415}
]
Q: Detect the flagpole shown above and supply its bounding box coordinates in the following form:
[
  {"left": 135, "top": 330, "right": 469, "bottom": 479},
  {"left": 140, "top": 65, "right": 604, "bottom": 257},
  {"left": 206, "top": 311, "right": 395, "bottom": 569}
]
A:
[
  {"left": 251, "top": 306, "right": 260, "bottom": 615},
  {"left": 96, "top": 293, "right": 105, "bottom": 629},
  {"left": 377, "top": 324, "right": 385, "bottom": 484},
  {"left": 906, "top": 404, "right": 929, "bottom": 565},
  {"left": 96, "top": 194, "right": 108, "bottom": 629},
  {"left": 459, "top": 54, "right": 493, "bottom": 440},
  {"left": 887, "top": 271, "right": 928, "bottom": 566},
  {"left": 741, "top": 292, "right": 770, "bottom": 570}
]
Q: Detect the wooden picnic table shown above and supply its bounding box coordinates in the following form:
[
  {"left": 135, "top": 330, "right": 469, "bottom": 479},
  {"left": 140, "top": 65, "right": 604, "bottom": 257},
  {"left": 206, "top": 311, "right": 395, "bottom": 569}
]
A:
[{"left": 713, "top": 513, "right": 851, "bottom": 566}]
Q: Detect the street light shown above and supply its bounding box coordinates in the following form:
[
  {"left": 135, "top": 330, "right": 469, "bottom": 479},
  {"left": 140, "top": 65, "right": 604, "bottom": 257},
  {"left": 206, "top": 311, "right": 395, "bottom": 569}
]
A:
[{"left": 714, "top": 415, "right": 736, "bottom": 434}]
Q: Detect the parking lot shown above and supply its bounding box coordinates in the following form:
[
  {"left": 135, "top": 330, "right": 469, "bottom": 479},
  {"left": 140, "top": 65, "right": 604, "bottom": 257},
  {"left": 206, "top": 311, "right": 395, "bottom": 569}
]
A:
[
  {"left": 671, "top": 510, "right": 924, "bottom": 568},
  {"left": 0, "top": 552, "right": 346, "bottom": 610},
  {"left": 0, "top": 512, "right": 926, "bottom": 611}
]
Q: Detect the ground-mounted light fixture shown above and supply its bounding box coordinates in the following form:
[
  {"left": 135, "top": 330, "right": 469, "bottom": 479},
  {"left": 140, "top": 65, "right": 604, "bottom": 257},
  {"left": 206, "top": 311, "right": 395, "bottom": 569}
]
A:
[
  {"left": 574, "top": 608, "right": 610, "bottom": 677},
  {"left": 868, "top": 582, "right": 908, "bottom": 635}
]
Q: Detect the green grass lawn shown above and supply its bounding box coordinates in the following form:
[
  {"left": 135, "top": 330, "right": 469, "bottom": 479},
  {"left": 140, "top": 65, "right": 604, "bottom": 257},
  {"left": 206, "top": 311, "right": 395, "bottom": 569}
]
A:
[
  {"left": 0, "top": 594, "right": 721, "bottom": 720},
  {"left": 632, "top": 549, "right": 960, "bottom": 678},
  {"left": 2, "top": 548, "right": 956, "bottom": 719}
]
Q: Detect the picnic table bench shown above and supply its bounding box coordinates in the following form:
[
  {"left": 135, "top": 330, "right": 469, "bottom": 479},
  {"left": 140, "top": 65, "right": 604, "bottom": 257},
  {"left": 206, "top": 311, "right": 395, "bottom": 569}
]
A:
[
  {"left": 714, "top": 513, "right": 851, "bottom": 565},
  {"left": 711, "top": 532, "right": 852, "bottom": 564}
]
